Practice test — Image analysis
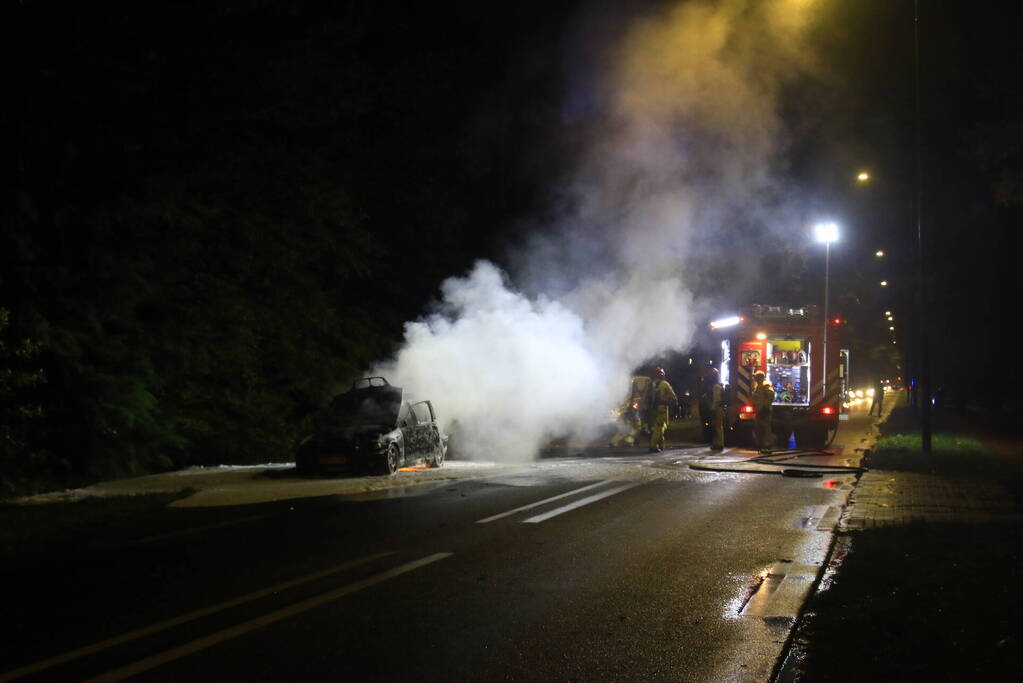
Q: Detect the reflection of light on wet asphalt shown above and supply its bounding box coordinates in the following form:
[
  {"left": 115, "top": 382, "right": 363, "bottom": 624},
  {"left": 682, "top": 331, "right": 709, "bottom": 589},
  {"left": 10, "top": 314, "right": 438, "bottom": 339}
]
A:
[{"left": 722, "top": 570, "right": 768, "bottom": 620}]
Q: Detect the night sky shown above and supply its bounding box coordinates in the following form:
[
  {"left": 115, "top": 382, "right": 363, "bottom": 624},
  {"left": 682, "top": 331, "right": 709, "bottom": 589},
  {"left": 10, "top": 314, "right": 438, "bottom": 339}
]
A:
[{"left": 3, "top": 0, "right": 1021, "bottom": 484}]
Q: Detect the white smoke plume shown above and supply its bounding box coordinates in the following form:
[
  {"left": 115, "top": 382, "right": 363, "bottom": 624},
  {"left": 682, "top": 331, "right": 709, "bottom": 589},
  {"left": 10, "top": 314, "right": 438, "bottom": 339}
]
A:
[{"left": 376, "top": 0, "right": 817, "bottom": 461}]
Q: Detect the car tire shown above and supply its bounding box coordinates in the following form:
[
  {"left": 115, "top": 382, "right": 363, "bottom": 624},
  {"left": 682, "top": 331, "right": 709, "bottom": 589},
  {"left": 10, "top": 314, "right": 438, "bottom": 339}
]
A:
[
  {"left": 428, "top": 438, "right": 445, "bottom": 468},
  {"left": 384, "top": 443, "right": 401, "bottom": 475}
]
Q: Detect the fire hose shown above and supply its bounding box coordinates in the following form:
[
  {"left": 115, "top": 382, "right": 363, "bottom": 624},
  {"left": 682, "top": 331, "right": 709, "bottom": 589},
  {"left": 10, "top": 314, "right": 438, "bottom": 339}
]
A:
[{"left": 689, "top": 447, "right": 865, "bottom": 478}]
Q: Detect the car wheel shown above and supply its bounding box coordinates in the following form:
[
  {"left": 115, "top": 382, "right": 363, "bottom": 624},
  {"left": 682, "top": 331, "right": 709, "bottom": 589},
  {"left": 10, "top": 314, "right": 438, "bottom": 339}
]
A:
[
  {"left": 384, "top": 443, "right": 401, "bottom": 475},
  {"left": 428, "top": 440, "right": 445, "bottom": 468}
]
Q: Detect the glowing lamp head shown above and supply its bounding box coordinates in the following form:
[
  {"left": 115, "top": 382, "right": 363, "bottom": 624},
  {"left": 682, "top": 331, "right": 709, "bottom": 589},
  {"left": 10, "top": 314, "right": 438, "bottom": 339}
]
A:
[{"left": 814, "top": 222, "right": 839, "bottom": 244}]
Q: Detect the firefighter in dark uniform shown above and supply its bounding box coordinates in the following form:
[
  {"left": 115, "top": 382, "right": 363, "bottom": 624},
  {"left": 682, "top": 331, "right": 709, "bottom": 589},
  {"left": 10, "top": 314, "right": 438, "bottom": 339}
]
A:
[
  {"left": 704, "top": 367, "right": 725, "bottom": 451},
  {"left": 752, "top": 370, "right": 775, "bottom": 453},
  {"left": 648, "top": 367, "right": 678, "bottom": 452},
  {"left": 698, "top": 363, "right": 716, "bottom": 443}
]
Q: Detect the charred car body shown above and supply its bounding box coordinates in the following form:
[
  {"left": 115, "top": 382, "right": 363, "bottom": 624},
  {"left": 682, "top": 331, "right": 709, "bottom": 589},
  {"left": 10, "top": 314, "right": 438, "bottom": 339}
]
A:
[{"left": 296, "top": 377, "right": 447, "bottom": 475}]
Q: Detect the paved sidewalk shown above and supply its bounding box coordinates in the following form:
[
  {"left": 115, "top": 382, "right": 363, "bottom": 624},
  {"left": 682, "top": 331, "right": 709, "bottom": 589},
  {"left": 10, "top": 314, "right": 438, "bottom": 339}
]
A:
[
  {"left": 840, "top": 468, "right": 1021, "bottom": 530},
  {"left": 838, "top": 399, "right": 1023, "bottom": 531}
]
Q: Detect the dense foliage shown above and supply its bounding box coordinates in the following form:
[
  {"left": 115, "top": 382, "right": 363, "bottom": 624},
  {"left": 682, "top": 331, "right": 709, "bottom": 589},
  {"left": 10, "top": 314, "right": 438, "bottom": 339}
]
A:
[{"left": 1, "top": 0, "right": 569, "bottom": 493}]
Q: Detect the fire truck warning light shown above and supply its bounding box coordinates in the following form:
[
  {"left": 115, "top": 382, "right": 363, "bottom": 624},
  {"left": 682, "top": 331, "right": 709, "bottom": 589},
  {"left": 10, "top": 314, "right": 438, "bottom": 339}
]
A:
[{"left": 711, "top": 316, "right": 742, "bottom": 330}]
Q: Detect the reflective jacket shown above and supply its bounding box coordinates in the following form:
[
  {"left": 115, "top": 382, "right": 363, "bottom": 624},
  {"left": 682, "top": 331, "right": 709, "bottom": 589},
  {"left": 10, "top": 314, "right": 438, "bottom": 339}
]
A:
[
  {"left": 753, "top": 383, "right": 775, "bottom": 413},
  {"left": 630, "top": 376, "right": 652, "bottom": 410},
  {"left": 652, "top": 379, "right": 678, "bottom": 408},
  {"left": 709, "top": 382, "right": 724, "bottom": 411}
]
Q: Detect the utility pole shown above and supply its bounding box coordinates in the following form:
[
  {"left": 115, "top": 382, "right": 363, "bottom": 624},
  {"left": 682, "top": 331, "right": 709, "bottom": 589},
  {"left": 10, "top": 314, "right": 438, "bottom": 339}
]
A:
[{"left": 915, "top": 0, "right": 932, "bottom": 452}]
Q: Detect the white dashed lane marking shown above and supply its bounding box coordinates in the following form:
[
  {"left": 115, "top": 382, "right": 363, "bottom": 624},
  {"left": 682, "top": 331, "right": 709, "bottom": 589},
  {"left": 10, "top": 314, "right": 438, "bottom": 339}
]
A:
[
  {"left": 475, "top": 481, "right": 614, "bottom": 523},
  {"left": 521, "top": 482, "right": 643, "bottom": 523}
]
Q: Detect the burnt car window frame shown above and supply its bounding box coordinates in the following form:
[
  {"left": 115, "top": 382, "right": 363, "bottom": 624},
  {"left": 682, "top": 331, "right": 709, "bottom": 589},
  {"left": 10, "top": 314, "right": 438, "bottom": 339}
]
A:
[{"left": 411, "top": 400, "right": 435, "bottom": 425}]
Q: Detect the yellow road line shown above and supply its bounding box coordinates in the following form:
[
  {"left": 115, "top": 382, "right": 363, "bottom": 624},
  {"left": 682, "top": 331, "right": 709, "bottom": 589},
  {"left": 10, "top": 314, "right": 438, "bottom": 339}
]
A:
[
  {"left": 85, "top": 553, "right": 453, "bottom": 683},
  {"left": 0, "top": 551, "right": 393, "bottom": 682}
]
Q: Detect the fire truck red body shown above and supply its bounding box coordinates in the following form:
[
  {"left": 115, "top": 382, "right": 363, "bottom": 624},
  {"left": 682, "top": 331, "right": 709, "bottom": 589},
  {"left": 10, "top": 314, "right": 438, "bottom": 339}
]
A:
[{"left": 711, "top": 304, "right": 847, "bottom": 449}]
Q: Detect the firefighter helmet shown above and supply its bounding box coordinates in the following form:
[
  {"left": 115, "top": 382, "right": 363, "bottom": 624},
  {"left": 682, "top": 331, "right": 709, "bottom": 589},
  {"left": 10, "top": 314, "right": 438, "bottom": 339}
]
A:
[
  {"left": 652, "top": 367, "right": 666, "bottom": 379},
  {"left": 753, "top": 370, "right": 766, "bottom": 381}
]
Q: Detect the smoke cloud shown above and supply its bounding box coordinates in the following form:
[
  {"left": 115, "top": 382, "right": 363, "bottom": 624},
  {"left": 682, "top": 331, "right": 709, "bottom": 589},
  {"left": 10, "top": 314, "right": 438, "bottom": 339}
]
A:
[{"left": 376, "top": 0, "right": 818, "bottom": 461}]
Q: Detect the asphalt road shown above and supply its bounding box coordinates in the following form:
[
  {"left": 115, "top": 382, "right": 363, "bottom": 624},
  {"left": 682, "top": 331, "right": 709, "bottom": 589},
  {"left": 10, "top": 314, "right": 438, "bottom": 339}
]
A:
[{"left": 2, "top": 416, "right": 876, "bottom": 682}]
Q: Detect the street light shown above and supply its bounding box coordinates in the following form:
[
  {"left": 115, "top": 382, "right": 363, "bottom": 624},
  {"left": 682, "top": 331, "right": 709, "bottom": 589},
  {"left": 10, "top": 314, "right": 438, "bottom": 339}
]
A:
[
  {"left": 814, "top": 222, "right": 839, "bottom": 402},
  {"left": 880, "top": 280, "right": 888, "bottom": 287},
  {"left": 857, "top": 171, "right": 871, "bottom": 182},
  {"left": 875, "top": 250, "right": 885, "bottom": 258}
]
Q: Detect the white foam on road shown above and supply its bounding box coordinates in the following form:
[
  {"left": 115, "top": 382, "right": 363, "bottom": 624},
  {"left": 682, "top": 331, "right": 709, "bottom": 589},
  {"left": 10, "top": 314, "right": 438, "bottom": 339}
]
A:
[
  {"left": 11, "top": 461, "right": 514, "bottom": 508},
  {"left": 10, "top": 450, "right": 714, "bottom": 508}
]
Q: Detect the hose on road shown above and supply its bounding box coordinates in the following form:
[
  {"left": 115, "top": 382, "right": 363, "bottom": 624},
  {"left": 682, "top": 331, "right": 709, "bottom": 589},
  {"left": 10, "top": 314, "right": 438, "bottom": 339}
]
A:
[{"left": 689, "top": 447, "right": 866, "bottom": 477}]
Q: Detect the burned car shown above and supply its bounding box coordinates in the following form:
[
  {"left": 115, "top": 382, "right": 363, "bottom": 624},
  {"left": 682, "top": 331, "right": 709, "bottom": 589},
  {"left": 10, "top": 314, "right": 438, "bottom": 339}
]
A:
[{"left": 296, "top": 377, "right": 447, "bottom": 475}]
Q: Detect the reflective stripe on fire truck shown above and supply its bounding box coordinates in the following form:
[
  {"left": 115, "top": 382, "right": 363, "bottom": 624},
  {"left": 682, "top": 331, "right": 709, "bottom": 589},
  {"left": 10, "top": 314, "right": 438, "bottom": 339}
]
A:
[
  {"left": 825, "top": 366, "right": 841, "bottom": 406},
  {"left": 811, "top": 366, "right": 843, "bottom": 407},
  {"left": 735, "top": 365, "right": 752, "bottom": 406}
]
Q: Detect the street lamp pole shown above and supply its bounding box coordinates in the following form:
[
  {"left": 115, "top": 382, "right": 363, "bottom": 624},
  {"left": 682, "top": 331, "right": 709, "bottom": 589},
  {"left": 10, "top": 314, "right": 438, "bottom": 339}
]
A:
[
  {"left": 823, "top": 239, "right": 831, "bottom": 399},
  {"left": 814, "top": 222, "right": 839, "bottom": 403}
]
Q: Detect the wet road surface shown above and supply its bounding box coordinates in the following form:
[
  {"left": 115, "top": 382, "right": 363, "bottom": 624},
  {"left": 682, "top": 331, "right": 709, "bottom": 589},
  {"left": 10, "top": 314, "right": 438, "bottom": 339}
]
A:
[{"left": 2, "top": 416, "right": 876, "bottom": 682}]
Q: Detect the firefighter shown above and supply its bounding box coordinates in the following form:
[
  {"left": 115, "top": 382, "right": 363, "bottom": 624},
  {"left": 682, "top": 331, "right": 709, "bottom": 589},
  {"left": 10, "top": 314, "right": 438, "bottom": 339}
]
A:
[
  {"left": 697, "top": 363, "right": 716, "bottom": 443},
  {"left": 631, "top": 374, "right": 653, "bottom": 441},
  {"left": 610, "top": 375, "right": 650, "bottom": 447},
  {"left": 752, "top": 370, "right": 775, "bottom": 453},
  {"left": 751, "top": 369, "right": 764, "bottom": 395},
  {"left": 609, "top": 400, "right": 640, "bottom": 446},
  {"left": 648, "top": 367, "right": 678, "bottom": 452},
  {"left": 704, "top": 367, "right": 725, "bottom": 451}
]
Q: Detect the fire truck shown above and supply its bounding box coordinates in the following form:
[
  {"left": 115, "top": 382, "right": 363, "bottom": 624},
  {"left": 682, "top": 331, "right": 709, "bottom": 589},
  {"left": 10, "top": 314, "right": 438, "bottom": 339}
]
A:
[{"left": 710, "top": 304, "right": 849, "bottom": 449}]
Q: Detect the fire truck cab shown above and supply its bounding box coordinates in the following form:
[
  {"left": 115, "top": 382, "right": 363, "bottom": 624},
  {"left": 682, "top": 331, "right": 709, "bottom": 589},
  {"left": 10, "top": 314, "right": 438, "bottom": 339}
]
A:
[{"left": 711, "top": 304, "right": 847, "bottom": 449}]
